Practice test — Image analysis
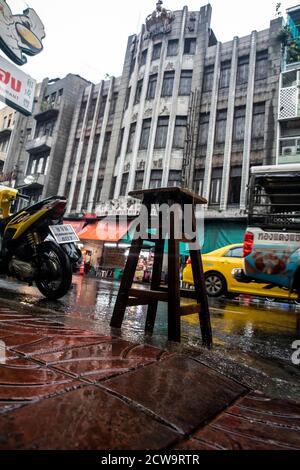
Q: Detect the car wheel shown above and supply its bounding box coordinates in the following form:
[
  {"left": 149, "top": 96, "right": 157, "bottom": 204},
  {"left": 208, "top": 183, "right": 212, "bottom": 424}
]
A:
[{"left": 205, "top": 271, "right": 227, "bottom": 297}]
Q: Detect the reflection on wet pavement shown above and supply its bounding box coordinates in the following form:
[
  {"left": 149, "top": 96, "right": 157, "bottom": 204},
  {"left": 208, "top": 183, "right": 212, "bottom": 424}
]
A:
[{"left": 0, "top": 275, "right": 299, "bottom": 402}]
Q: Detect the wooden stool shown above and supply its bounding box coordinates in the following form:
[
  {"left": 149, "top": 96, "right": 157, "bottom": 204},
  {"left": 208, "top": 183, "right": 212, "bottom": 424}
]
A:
[{"left": 110, "top": 187, "right": 212, "bottom": 347}]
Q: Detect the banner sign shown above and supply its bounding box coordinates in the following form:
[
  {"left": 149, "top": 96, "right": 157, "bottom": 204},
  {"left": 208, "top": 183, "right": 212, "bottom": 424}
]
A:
[{"left": 0, "top": 54, "right": 36, "bottom": 115}]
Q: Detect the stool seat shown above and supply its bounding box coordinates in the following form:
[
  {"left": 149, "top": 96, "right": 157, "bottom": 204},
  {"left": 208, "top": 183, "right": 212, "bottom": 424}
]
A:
[{"left": 110, "top": 187, "right": 212, "bottom": 347}]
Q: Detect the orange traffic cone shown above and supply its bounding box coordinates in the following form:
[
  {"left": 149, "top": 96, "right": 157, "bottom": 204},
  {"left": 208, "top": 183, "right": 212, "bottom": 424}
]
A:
[{"left": 79, "top": 261, "right": 85, "bottom": 276}]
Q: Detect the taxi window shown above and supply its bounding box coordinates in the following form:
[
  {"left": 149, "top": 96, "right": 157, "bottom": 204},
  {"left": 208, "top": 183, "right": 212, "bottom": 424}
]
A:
[{"left": 224, "top": 247, "right": 243, "bottom": 258}]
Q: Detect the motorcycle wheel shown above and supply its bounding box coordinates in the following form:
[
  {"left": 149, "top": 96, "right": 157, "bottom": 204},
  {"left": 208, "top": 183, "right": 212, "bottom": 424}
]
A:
[{"left": 35, "top": 241, "right": 72, "bottom": 300}]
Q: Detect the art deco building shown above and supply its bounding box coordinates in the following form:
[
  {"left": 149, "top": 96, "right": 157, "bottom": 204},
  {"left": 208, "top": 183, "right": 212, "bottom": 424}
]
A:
[{"left": 59, "top": 1, "right": 283, "bottom": 248}]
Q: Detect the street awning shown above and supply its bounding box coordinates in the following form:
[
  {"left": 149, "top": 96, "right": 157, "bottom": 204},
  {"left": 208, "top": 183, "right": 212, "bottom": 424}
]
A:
[{"left": 78, "top": 220, "right": 131, "bottom": 242}]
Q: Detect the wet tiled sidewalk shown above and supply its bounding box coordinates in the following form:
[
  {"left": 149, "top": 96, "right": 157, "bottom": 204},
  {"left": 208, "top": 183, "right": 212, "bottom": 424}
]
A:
[{"left": 0, "top": 306, "right": 299, "bottom": 450}]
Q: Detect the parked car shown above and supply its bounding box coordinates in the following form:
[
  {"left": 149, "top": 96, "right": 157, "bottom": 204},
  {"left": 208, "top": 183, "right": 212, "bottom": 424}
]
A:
[{"left": 182, "top": 243, "right": 297, "bottom": 300}]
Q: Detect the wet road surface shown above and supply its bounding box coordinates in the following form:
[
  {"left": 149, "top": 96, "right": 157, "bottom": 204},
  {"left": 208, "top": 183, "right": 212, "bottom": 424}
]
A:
[{"left": 0, "top": 275, "right": 299, "bottom": 402}]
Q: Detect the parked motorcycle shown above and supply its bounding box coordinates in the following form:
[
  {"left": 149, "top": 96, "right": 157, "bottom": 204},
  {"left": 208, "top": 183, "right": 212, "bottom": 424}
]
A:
[{"left": 0, "top": 185, "right": 82, "bottom": 300}]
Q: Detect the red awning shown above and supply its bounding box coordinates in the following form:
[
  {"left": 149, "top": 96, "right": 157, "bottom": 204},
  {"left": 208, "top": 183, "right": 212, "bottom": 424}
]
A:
[
  {"left": 78, "top": 220, "right": 130, "bottom": 242},
  {"left": 64, "top": 220, "right": 85, "bottom": 234}
]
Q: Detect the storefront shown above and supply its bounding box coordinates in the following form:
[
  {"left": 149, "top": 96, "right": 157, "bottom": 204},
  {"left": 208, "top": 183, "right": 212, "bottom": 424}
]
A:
[{"left": 76, "top": 219, "right": 133, "bottom": 276}]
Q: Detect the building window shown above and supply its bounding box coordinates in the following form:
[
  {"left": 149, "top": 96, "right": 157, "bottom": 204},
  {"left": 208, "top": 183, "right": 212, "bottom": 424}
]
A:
[
  {"left": 109, "top": 176, "right": 117, "bottom": 199},
  {"left": 210, "top": 169, "right": 222, "bottom": 205},
  {"left": 83, "top": 180, "right": 92, "bottom": 209},
  {"left": 203, "top": 65, "right": 214, "bottom": 92},
  {"left": 194, "top": 169, "right": 204, "bottom": 195},
  {"left": 228, "top": 167, "right": 242, "bottom": 205},
  {"left": 141, "top": 49, "right": 148, "bottom": 66},
  {"left": 140, "top": 119, "right": 151, "bottom": 150},
  {"left": 88, "top": 98, "right": 97, "bottom": 122},
  {"left": 198, "top": 113, "right": 210, "bottom": 147},
  {"left": 78, "top": 100, "right": 87, "bottom": 124},
  {"left": 161, "top": 71, "right": 175, "bottom": 97},
  {"left": 184, "top": 38, "right": 196, "bottom": 55},
  {"left": 72, "top": 181, "right": 81, "bottom": 210},
  {"left": 94, "top": 178, "right": 104, "bottom": 204},
  {"left": 127, "top": 123, "right": 136, "bottom": 153},
  {"left": 116, "top": 128, "right": 124, "bottom": 157},
  {"left": 120, "top": 173, "right": 128, "bottom": 196},
  {"left": 81, "top": 136, "right": 90, "bottom": 162},
  {"left": 233, "top": 106, "right": 246, "bottom": 141},
  {"left": 147, "top": 74, "right": 157, "bottom": 100},
  {"left": 110, "top": 92, "right": 118, "bottom": 115},
  {"left": 35, "top": 119, "right": 55, "bottom": 138},
  {"left": 27, "top": 154, "right": 49, "bottom": 176},
  {"left": 237, "top": 56, "right": 249, "bottom": 85},
  {"left": 99, "top": 95, "right": 107, "bottom": 118},
  {"left": 101, "top": 132, "right": 111, "bottom": 167},
  {"left": 71, "top": 139, "right": 80, "bottom": 165},
  {"left": 179, "top": 70, "right": 193, "bottom": 96},
  {"left": 215, "top": 109, "right": 227, "bottom": 144},
  {"left": 220, "top": 61, "right": 231, "bottom": 89},
  {"left": 255, "top": 50, "right": 268, "bottom": 81},
  {"left": 152, "top": 43, "right": 162, "bottom": 61},
  {"left": 149, "top": 170, "right": 162, "bottom": 189},
  {"left": 130, "top": 55, "right": 136, "bottom": 76},
  {"left": 57, "top": 89, "right": 63, "bottom": 106},
  {"left": 90, "top": 134, "right": 100, "bottom": 163},
  {"left": 154, "top": 117, "right": 169, "bottom": 148},
  {"left": 135, "top": 79, "right": 143, "bottom": 104},
  {"left": 168, "top": 170, "right": 182, "bottom": 187},
  {"left": 50, "top": 93, "right": 56, "bottom": 107},
  {"left": 173, "top": 116, "right": 187, "bottom": 149},
  {"left": 135, "top": 170, "right": 144, "bottom": 190},
  {"left": 252, "top": 102, "right": 265, "bottom": 139},
  {"left": 167, "top": 39, "right": 179, "bottom": 56},
  {"left": 124, "top": 87, "right": 131, "bottom": 110}
]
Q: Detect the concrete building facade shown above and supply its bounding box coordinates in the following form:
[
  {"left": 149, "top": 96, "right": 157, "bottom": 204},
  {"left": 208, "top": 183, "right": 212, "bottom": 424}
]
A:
[{"left": 58, "top": 1, "right": 283, "bottom": 247}]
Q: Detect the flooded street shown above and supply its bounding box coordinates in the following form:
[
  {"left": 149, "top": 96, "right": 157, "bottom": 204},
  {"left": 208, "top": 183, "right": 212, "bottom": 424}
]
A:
[{"left": 0, "top": 275, "right": 299, "bottom": 402}]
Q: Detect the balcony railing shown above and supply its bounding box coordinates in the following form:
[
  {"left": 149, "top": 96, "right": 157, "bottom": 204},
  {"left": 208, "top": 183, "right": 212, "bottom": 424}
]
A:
[
  {"left": 25, "top": 135, "right": 53, "bottom": 155},
  {"left": 35, "top": 101, "right": 59, "bottom": 121}
]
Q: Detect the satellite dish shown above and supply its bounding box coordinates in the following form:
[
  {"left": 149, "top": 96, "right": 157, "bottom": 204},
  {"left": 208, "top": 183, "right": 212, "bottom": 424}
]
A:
[{"left": 24, "top": 175, "right": 37, "bottom": 185}]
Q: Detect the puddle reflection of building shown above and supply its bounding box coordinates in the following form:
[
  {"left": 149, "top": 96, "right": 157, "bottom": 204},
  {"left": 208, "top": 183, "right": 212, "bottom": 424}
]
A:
[
  {"left": 0, "top": 340, "right": 6, "bottom": 364},
  {"left": 72, "top": 275, "right": 98, "bottom": 307}
]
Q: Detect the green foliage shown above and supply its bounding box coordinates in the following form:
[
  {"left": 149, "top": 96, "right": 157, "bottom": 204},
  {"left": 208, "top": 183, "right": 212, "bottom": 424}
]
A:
[{"left": 277, "top": 25, "right": 300, "bottom": 64}]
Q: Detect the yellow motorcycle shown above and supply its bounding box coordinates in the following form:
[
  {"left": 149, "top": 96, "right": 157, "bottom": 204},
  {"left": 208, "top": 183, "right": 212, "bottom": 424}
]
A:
[{"left": 0, "top": 186, "right": 81, "bottom": 300}]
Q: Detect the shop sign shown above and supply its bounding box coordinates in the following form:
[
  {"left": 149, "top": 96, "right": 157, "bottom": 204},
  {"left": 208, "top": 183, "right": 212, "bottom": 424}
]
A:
[
  {"left": 0, "top": 0, "right": 45, "bottom": 66},
  {"left": 0, "top": 54, "right": 36, "bottom": 115}
]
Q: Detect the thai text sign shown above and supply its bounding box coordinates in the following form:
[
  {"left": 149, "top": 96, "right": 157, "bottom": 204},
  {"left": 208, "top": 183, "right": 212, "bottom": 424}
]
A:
[{"left": 0, "top": 54, "right": 36, "bottom": 115}]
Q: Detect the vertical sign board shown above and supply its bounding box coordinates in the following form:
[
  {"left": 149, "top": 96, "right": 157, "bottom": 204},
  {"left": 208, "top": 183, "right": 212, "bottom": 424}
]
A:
[{"left": 0, "top": 54, "right": 36, "bottom": 115}]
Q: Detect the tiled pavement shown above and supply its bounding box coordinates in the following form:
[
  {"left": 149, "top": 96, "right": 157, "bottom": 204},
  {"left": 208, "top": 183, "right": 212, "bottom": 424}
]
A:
[{"left": 0, "top": 306, "right": 299, "bottom": 450}]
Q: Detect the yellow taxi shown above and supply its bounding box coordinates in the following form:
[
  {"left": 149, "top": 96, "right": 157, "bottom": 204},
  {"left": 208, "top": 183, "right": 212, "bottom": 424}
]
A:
[{"left": 182, "top": 244, "right": 297, "bottom": 300}]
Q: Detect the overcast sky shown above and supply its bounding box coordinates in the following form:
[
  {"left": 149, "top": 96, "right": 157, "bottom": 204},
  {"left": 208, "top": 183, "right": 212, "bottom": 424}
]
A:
[{"left": 5, "top": 0, "right": 300, "bottom": 83}]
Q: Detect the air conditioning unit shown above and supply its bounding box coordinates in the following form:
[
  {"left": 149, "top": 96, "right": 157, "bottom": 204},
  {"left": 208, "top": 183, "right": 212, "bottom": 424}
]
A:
[{"left": 282, "top": 146, "right": 295, "bottom": 156}]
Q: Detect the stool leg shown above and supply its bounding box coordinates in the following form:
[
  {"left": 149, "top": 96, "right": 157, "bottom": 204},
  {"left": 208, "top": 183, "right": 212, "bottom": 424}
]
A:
[
  {"left": 110, "top": 237, "right": 143, "bottom": 328},
  {"left": 145, "top": 239, "right": 164, "bottom": 333},
  {"left": 168, "top": 236, "right": 181, "bottom": 342},
  {"left": 190, "top": 249, "right": 212, "bottom": 347}
]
